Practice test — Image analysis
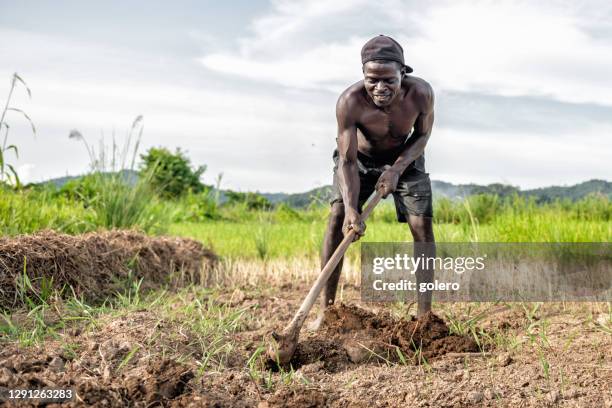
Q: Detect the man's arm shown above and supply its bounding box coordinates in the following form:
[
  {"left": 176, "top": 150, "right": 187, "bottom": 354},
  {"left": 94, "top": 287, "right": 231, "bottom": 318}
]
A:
[
  {"left": 391, "top": 86, "right": 434, "bottom": 173},
  {"left": 336, "top": 94, "right": 365, "bottom": 238},
  {"left": 377, "top": 83, "right": 435, "bottom": 196}
]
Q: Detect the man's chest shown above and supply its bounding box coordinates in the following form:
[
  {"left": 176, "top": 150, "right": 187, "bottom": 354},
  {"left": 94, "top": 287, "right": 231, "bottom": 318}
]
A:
[{"left": 357, "top": 106, "right": 419, "bottom": 141}]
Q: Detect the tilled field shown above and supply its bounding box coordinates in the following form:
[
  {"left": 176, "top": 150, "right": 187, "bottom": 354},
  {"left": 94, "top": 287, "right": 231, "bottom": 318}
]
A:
[{"left": 1, "top": 281, "right": 610, "bottom": 407}]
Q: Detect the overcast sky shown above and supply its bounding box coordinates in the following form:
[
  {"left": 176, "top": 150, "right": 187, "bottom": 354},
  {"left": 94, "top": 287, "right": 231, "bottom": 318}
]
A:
[{"left": 1, "top": 0, "right": 611, "bottom": 192}]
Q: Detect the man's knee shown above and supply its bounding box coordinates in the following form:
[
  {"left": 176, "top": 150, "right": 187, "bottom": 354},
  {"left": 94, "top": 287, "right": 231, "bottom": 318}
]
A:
[{"left": 408, "top": 215, "right": 435, "bottom": 242}]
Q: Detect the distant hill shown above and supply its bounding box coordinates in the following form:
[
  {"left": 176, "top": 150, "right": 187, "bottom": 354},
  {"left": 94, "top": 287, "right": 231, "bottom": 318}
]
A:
[
  {"left": 521, "top": 179, "right": 611, "bottom": 202},
  {"left": 430, "top": 181, "right": 520, "bottom": 200},
  {"left": 38, "top": 173, "right": 610, "bottom": 208},
  {"left": 261, "top": 186, "right": 334, "bottom": 207},
  {"left": 431, "top": 179, "right": 611, "bottom": 202},
  {"left": 39, "top": 170, "right": 139, "bottom": 188},
  {"left": 259, "top": 179, "right": 611, "bottom": 208}
]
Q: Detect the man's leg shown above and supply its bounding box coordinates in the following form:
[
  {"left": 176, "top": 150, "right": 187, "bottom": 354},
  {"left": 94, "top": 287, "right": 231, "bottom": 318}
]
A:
[
  {"left": 407, "top": 214, "right": 435, "bottom": 316},
  {"left": 309, "top": 202, "right": 345, "bottom": 330}
]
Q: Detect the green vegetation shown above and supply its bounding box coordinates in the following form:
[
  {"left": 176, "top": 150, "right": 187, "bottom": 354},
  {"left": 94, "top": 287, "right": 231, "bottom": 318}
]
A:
[
  {"left": 225, "top": 191, "right": 273, "bottom": 211},
  {"left": 86, "top": 171, "right": 170, "bottom": 234},
  {"left": 0, "top": 185, "right": 95, "bottom": 235},
  {"left": 169, "top": 194, "right": 611, "bottom": 259},
  {"left": 70, "top": 117, "right": 169, "bottom": 233},
  {"left": 3, "top": 179, "right": 610, "bottom": 250},
  {"left": 0, "top": 110, "right": 176, "bottom": 235},
  {"left": 139, "top": 147, "right": 207, "bottom": 198}
]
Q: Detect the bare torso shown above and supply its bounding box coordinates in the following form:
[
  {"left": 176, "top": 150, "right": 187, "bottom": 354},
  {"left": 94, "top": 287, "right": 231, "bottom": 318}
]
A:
[{"left": 340, "top": 76, "right": 431, "bottom": 164}]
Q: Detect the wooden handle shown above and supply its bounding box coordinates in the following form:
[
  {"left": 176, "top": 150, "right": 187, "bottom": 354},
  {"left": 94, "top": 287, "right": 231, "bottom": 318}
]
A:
[{"left": 283, "top": 191, "right": 383, "bottom": 332}]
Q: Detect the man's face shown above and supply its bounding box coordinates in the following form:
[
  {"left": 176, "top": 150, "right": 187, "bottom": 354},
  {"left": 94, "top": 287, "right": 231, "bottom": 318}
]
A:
[{"left": 363, "top": 61, "right": 403, "bottom": 108}]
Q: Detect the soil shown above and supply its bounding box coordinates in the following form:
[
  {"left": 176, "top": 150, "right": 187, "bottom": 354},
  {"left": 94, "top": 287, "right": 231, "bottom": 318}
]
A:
[
  {"left": 283, "top": 304, "right": 479, "bottom": 372},
  {"left": 1, "top": 283, "right": 610, "bottom": 407}
]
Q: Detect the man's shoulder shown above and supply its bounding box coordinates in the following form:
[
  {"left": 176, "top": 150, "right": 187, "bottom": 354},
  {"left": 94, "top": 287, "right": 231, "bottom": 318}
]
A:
[
  {"left": 336, "top": 80, "right": 365, "bottom": 112},
  {"left": 404, "top": 76, "right": 433, "bottom": 98},
  {"left": 403, "top": 76, "right": 434, "bottom": 112}
]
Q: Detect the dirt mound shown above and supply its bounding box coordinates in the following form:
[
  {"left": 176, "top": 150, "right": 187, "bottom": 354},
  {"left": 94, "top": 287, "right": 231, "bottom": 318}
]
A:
[
  {"left": 0, "top": 230, "right": 217, "bottom": 310},
  {"left": 289, "top": 304, "right": 478, "bottom": 370}
]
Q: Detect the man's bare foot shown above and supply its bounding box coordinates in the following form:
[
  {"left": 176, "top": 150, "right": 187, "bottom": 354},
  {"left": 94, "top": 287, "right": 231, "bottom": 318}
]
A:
[{"left": 307, "top": 313, "right": 326, "bottom": 332}]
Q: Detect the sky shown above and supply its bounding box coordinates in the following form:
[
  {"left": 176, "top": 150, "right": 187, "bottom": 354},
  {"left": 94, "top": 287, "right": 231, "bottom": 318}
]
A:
[{"left": 1, "top": 0, "right": 611, "bottom": 193}]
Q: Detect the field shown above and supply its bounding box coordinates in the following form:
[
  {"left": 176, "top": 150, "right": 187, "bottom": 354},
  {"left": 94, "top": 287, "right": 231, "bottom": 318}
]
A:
[
  {"left": 0, "top": 174, "right": 611, "bottom": 406},
  {"left": 1, "top": 266, "right": 611, "bottom": 407}
]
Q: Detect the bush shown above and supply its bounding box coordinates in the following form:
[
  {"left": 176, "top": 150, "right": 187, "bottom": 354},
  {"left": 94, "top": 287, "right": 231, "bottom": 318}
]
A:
[
  {"left": 273, "top": 203, "right": 302, "bottom": 222},
  {"left": 172, "top": 189, "right": 220, "bottom": 222},
  {"left": 569, "top": 193, "right": 611, "bottom": 222},
  {"left": 225, "top": 191, "right": 272, "bottom": 211},
  {"left": 139, "top": 147, "right": 207, "bottom": 198},
  {"left": 53, "top": 174, "right": 100, "bottom": 204},
  {"left": 433, "top": 194, "right": 505, "bottom": 225}
]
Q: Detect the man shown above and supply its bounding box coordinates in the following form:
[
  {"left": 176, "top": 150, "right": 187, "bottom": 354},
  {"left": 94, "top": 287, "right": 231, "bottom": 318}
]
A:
[{"left": 313, "top": 35, "right": 435, "bottom": 329}]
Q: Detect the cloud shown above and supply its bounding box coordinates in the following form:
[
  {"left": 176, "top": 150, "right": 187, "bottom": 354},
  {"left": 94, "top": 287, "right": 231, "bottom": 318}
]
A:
[
  {"left": 436, "top": 90, "right": 612, "bottom": 135},
  {"left": 200, "top": 0, "right": 612, "bottom": 106},
  {"left": 428, "top": 126, "right": 612, "bottom": 188},
  {"left": 200, "top": 38, "right": 363, "bottom": 92},
  {"left": 0, "top": 40, "right": 339, "bottom": 192},
  {"left": 1, "top": 2, "right": 609, "bottom": 192},
  {"left": 408, "top": 1, "right": 612, "bottom": 105}
]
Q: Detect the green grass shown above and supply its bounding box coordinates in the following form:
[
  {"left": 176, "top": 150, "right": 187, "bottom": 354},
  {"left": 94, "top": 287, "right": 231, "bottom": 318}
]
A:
[
  {"left": 0, "top": 187, "right": 95, "bottom": 235},
  {"left": 169, "top": 200, "right": 611, "bottom": 259},
  {"left": 2, "top": 179, "right": 610, "bottom": 254},
  {"left": 0, "top": 183, "right": 172, "bottom": 236}
]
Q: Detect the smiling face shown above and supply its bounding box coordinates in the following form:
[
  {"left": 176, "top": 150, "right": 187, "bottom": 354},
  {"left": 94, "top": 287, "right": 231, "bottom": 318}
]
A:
[{"left": 362, "top": 60, "right": 404, "bottom": 108}]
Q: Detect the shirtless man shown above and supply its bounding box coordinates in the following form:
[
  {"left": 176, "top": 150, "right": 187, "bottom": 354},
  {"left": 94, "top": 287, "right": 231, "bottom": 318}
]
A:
[{"left": 314, "top": 35, "right": 435, "bottom": 328}]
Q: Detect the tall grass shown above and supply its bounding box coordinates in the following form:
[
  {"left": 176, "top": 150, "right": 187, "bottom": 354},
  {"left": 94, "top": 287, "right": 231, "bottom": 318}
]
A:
[
  {"left": 0, "top": 73, "right": 36, "bottom": 187},
  {"left": 86, "top": 174, "right": 170, "bottom": 233},
  {"left": 68, "top": 116, "right": 172, "bottom": 234}
]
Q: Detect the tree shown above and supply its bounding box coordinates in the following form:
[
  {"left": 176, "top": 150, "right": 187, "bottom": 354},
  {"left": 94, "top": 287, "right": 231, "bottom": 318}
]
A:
[{"left": 139, "top": 147, "right": 206, "bottom": 198}]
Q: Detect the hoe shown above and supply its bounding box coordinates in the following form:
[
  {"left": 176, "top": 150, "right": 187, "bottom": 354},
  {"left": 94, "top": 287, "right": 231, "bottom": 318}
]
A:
[{"left": 267, "top": 191, "right": 383, "bottom": 364}]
